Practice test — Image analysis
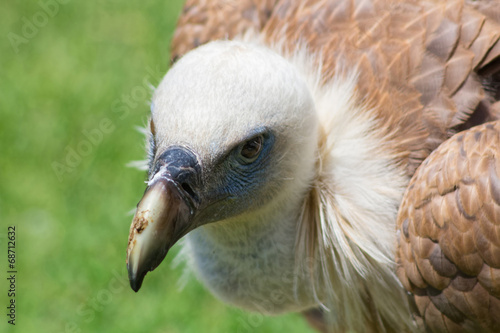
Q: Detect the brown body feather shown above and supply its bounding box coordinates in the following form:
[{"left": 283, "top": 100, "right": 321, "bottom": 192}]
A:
[
  {"left": 397, "top": 121, "right": 500, "bottom": 332},
  {"left": 169, "top": 0, "right": 500, "bottom": 331}
]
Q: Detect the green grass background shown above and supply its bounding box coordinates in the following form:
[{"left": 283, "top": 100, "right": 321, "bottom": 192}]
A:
[{"left": 0, "top": 1, "right": 315, "bottom": 332}]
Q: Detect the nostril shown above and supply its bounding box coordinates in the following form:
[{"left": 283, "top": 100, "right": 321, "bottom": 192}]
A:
[{"left": 181, "top": 182, "right": 196, "bottom": 199}]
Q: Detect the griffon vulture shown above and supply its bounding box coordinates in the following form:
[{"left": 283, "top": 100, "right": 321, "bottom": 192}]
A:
[{"left": 125, "top": 0, "right": 500, "bottom": 332}]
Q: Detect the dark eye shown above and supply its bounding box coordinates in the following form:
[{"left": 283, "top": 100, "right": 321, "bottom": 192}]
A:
[{"left": 239, "top": 135, "right": 263, "bottom": 163}]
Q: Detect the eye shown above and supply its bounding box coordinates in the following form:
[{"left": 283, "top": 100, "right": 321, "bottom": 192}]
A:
[{"left": 239, "top": 135, "right": 263, "bottom": 163}]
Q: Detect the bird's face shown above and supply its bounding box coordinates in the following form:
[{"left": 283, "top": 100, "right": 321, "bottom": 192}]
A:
[{"left": 126, "top": 41, "right": 318, "bottom": 291}]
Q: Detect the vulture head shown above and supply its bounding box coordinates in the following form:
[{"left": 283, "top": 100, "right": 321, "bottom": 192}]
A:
[{"left": 127, "top": 41, "right": 319, "bottom": 293}]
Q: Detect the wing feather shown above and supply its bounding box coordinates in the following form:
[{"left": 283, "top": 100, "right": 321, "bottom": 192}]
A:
[{"left": 396, "top": 121, "right": 500, "bottom": 332}]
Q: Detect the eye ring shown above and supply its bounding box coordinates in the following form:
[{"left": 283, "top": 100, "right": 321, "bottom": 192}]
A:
[{"left": 239, "top": 135, "right": 263, "bottom": 163}]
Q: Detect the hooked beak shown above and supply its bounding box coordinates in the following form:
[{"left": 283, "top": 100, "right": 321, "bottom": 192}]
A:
[{"left": 126, "top": 147, "right": 200, "bottom": 292}]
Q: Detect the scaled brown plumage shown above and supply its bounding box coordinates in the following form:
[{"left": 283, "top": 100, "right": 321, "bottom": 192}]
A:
[{"left": 397, "top": 121, "right": 500, "bottom": 332}]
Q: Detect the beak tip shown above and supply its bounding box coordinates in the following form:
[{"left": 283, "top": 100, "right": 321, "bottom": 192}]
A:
[
  {"left": 127, "top": 262, "right": 146, "bottom": 293},
  {"left": 130, "top": 279, "right": 142, "bottom": 293}
]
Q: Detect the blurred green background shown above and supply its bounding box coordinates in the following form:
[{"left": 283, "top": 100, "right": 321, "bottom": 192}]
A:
[{"left": 0, "top": 1, "right": 314, "bottom": 332}]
